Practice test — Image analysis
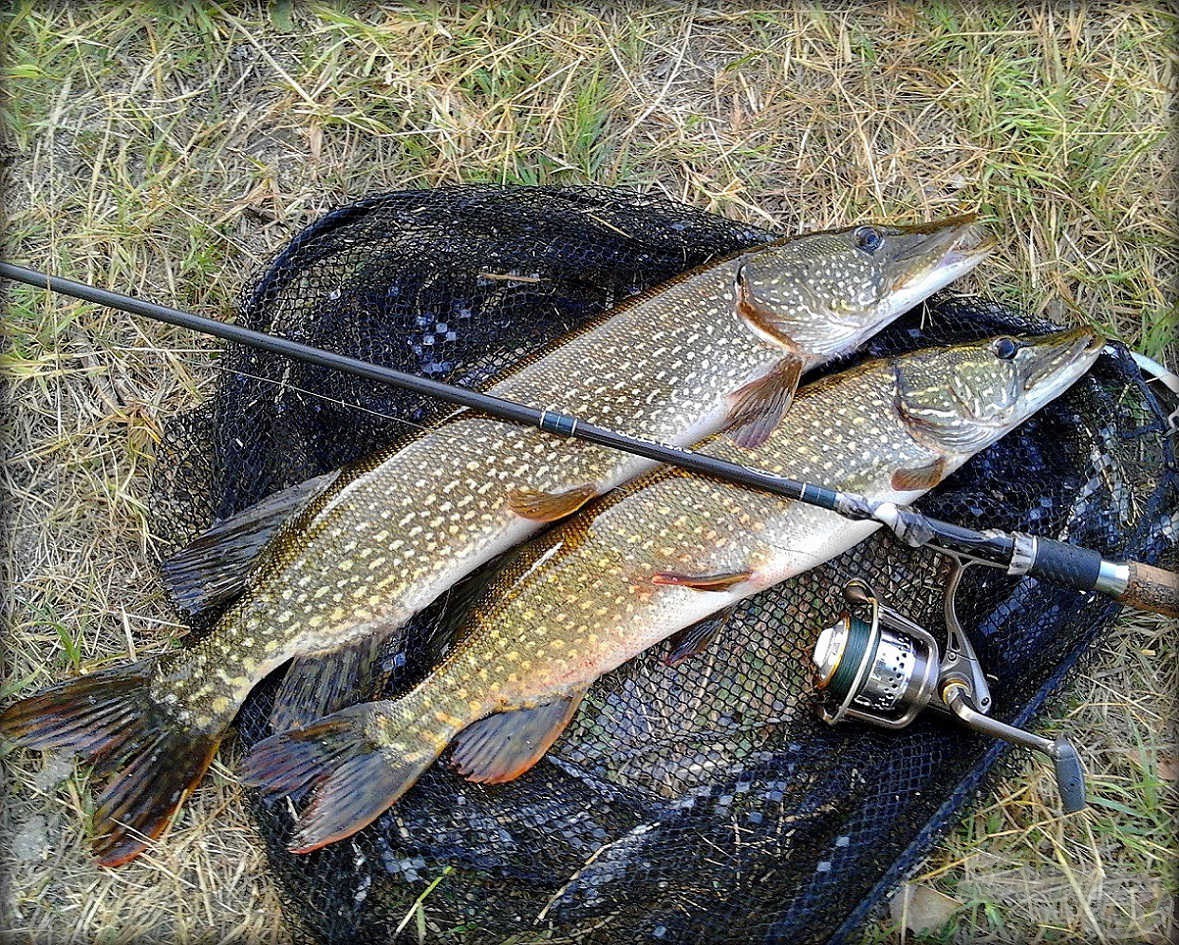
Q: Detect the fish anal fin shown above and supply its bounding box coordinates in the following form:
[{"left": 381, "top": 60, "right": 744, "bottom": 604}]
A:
[
  {"left": 724, "top": 357, "right": 803, "bottom": 449},
  {"left": 891, "top": 456, "right": 947, "bottom": 492},
  {"left": 451, "top": 689, "right": 586, "bottom": 785},
  {"left": 508, "top": 484, "right": 598, "bottom": 522},
  {"left": 270, "top": 630, "right": 394, "bottom": 732},
  {"left": 664, "top": 605, "right": 738, "bottom": 667},
  {"left": 652, "top": 569, "right": 753, "bottom": 592},
  {"left": 161, "top": 471, "right": 340, "bottom": 619}
]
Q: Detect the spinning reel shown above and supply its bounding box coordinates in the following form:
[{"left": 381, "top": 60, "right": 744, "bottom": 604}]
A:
[{"left": 811, "top": 555, "right": 1087, "bottom": 813}]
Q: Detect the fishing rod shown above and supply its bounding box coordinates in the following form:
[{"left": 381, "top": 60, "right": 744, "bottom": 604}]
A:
[{"left": 3, "top": 260, "right": 1176, "bottom": 619}]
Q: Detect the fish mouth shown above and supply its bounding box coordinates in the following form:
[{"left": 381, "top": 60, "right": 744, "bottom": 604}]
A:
[
  {"left": 939, "top": 227, "right": 997, "bottom": 269},
  {"left": 1024, "top": 326, "right": 1105, "bottom": 389},
  {"left": 1018, "top": 326, "right": 1105, "bottom": 415},
  {"left": 890, "top": 215, "right": 995, "bottom": 291}
]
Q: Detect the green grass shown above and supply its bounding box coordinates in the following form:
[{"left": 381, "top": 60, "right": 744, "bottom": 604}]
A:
[{"left": 1, "top": 2, "right": 1174, "bottom": 943}]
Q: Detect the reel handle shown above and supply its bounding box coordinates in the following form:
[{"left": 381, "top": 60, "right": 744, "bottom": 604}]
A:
[
  {"left": 941, "top": 682, "right": 1087, "bottom": 814},
  {"left": 1051, "top": 738, "right": 1087, "bottom": 814},
  {"left": 813, "top": 579, "right": 1091, "bottom": 816}
]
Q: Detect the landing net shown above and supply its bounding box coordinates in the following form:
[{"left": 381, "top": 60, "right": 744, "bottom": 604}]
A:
[{"left": 152, "top": 186, "right": 1176, "bottom": 944}]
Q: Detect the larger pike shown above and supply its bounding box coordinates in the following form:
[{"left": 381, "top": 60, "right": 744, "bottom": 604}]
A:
[
  {"left": 243, "top": 328, "right": 1103, "bottom": 853},
  {"left": 1, "top": 218, "right": 988, "bottom": 866}
]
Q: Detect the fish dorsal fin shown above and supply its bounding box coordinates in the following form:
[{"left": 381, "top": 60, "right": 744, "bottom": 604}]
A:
[
  {"left": 508, "top": 484, "right": 599, "bottom": 522},
  {"left": 891, "top": 456, "right": 948, "bottom": 492},
  {"left": 269, "top": 630, "right": 395, "bottom": 732},
  {"left": 723, "top": 356, "right": 804, "bottom": 449},
  {"left": 272, "top": 547, "right": 531, "bottom": 731},
  {"left": 450, "top": 688, "right": 587, "bottom": 784},
  {"left": 664, "top": 604, "right": 739, "bottom": 666},
  {"left": 160, "top": 470, "right": 342, "bottom": 619}
]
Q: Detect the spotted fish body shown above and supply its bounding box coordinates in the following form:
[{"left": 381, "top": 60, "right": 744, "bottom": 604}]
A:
[
  {"left": 0, "top": 217, "right": 989, "bottom": 867},
  {"left": 153, "top": 219, "right": 987, "bottom": 733},
  {"left": 241, "top": 328, "right": 1103, "bottom": 853}
]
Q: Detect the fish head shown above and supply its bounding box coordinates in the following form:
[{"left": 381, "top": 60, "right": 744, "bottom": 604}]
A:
[
  {"left": 895, "top": 327, "right": 1105, "bottom": 454},
  {"left": 736, "top": 215, "right": 993, "bottom": 357}
]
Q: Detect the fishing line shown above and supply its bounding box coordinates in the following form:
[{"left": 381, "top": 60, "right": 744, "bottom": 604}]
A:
[
  {"left": 66, "top": 334, "right": 439, "bottom": 435},
  {"left": 170, "top": 348, "right": 437, "bottom": 434},
  {"left": 56, "top": 341, "right": 1034, "bottom": 580}
]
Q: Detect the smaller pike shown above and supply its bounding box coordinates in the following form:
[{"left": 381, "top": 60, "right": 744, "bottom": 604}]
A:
[{"left": 243, "top": 328, "right": 1103, "bottom": 853}]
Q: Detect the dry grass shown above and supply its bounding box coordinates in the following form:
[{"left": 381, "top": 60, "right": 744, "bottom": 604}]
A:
[{"left": 1, "top": 2, "right": 1174, "bottom": 943}]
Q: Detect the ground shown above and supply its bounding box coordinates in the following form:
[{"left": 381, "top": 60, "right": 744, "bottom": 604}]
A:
[{"left": 0, "top": 3, "right": 1175, "bottom": 943}]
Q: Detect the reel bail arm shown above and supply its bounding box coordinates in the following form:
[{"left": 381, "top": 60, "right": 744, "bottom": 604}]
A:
[{"left": 811, "top": 558, "right": 1087, "bottom": 814}]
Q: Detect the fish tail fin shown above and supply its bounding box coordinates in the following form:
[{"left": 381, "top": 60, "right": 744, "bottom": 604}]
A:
[
  {"left": 0, "top": 662, "right": 222, "bottom": 867},
  {"left": 241, "top": 699, "right": 450, "bottom": 854}
]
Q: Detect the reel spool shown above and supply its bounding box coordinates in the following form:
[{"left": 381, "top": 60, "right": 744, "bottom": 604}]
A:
[
  {"left": 812, "top": 581, "right": 940, "bottom": 729},
  {"left": 812, "top": 564, "right": 1087, "bottom": 814}
]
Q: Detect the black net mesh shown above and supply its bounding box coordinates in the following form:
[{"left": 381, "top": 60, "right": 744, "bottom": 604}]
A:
[{"left": 151, "top": 186, "right": 1177, "bottom": 944}]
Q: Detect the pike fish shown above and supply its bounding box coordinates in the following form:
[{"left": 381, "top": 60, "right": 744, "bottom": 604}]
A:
[
  {"left": 242, "top": 328, "right": 1103, "bottom": 853},
  {"left": 0, "top": 218, "right": 989, "bottom": 867}
]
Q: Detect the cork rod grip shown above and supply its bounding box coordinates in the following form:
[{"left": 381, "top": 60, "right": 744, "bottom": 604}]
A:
[{"left": 1119, "top": 561, "right": 1179, "bottom": 618}]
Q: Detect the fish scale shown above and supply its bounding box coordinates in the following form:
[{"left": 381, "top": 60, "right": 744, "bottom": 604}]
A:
[
  {"left": 239, "top": 328, "right": 1101, "bottom": 855},
  {"left": 411, "top": 360, "right": 927, "bottom": 714},
  {"left": 1, "top": 217, "right": 990, "bottom": 867},
  {"left": 151, "top": 222, "right": 988, "bottom": 734},
  {"left": 150, "top": 273, "right": 769, "bottom": 728}
]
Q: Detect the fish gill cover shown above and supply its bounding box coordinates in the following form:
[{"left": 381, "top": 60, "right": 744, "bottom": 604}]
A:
[{"left": 151, "top": 186, "right": 1176, "bottom": 944}]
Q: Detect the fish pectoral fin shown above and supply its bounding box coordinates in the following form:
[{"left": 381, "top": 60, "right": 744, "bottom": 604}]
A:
[
  {"left": 723, "top": 356, "right": 803, "bottom": 449},
  {"left": 451, "top": 688, "right": 587, "bottom": 785},
  {"left": 651, "top": 569, "right": 753, "bottom": 592},
  {"left": 270, "top": 630, "right": 395, "bottom": 732},
  {"left": 664, "top": 604, "right": 739, "bottom": 667},
  {"left": 160, "top": 470, "right": 341, "bottom": 619},
  {"left": 891, "top": 456, "right": 948, "bottom": 492},
  {"left": 508, "top": 484, "right": 598, "bottom": 522}
]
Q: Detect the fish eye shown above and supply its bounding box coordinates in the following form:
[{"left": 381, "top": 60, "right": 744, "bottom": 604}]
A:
[
  {"left": 854, "top": 225, "right": 883, "bottom": 254},
  {"left": 992, "top": 336, "right": 1020, "bottom": 360}
]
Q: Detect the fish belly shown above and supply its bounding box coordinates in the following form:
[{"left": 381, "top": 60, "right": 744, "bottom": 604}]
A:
[{"left": 581, "top": 503, "right": 892, "bottom": 684}]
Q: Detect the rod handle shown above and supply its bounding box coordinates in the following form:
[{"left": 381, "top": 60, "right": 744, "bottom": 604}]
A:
[
  {"left": 1029, "top": 538, "right": 1179, "bottom": 618},
  {"left": 1027, "top": 537, "right": 1101, "bottom": 591},
  {"left": 1119, "top": 561, "right": 1179, "bottom": 618}
]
